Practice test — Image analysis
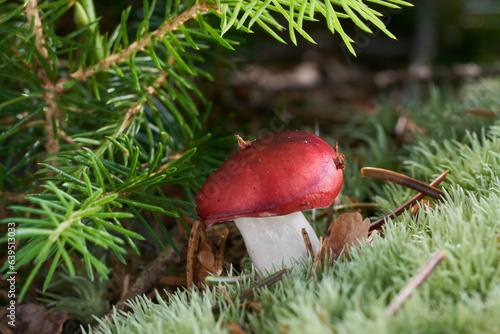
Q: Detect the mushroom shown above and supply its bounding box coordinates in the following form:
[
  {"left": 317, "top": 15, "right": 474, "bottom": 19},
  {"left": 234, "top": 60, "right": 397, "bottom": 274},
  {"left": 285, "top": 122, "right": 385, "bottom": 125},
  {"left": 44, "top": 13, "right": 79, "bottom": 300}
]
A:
[{"left": 196, "top": 130, "right": 345, "bottom": 273}]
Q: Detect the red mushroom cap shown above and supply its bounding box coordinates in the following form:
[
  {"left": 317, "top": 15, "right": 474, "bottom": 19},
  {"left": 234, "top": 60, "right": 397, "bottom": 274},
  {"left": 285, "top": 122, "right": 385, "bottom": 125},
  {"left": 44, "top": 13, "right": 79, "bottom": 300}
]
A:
[{"left": 196, "top": 130, "right": 345, "bottom": 227}]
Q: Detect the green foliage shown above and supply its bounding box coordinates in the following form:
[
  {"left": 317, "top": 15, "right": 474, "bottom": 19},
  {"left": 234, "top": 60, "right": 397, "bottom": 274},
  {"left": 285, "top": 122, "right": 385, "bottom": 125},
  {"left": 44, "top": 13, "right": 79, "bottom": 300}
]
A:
[
  {"left": 86, "top": 98, "right": 500, "bottom": 334},
  {"left": 216, "top": 0, "right": 413, "bottom": 51},
  {"left": 0, "top": 0, "right": 411, "bottom": 302}
]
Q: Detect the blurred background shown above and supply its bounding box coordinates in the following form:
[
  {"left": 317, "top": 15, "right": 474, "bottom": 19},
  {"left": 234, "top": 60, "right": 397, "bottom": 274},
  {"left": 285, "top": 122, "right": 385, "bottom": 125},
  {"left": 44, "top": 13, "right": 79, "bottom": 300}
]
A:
[
  {"left": 199, "top": 0, "right": 500, "bottom": 136},
  {"left": 71, "top": 0, "right": 500, "bottom": 139}
]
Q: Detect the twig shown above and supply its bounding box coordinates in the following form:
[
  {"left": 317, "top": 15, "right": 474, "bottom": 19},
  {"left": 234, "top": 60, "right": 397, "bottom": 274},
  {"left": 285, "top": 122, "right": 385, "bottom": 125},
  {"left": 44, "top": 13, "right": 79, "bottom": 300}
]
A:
[
  {"left": 361, "top": 167, "right": 445, "bottom": 199},
  {"left": 222, "top": 320, "right": 248, "bottom": 334},
  {"left": 76, "top": 71, "right": 169, "bottom": 179},
  {"left": 55, "top": 2, "right": 214, "bottom": 90},
  {"left": 466, "top": 108, "right": 498, "bottom": 118},
  {"left": 310, "top": 237, "right": 324, "bottom": 278},
  {"left": 117, "top": 71, "right": 170, "bottom": 136},
  {"left": 220, "top": 285, "right": 233, "bottom": 306},
  {"left": 111, "top": 232, "right": 187, "bottom": 314},
  {"left": 205, "top": 273, "right": 253, "bottom": 285},
  {"left": 26, "top": 0, "right": 62, "bottom": 158},
  {"left": 25, "top": 0, "right": 49, "bottom": 63},
  {"left": 370, "top": 170, "right": 449, "bottom": 231},
  {"left": 386, "top": 250, "right": 447, "bottom": 316},
  {"left": 301, "top": 228, "right": 314, "bottom": 259},
  {"left": 120, "top": 274, "right": 130, "bottom": 300},
  {"left": 238, "top": 269, "right": 289, "bottom": 300},
  {"left": 316, "top": 203, "right": 378, "bottom": 221},
  {"left": 0, "top": 192, "right": 29, "bottom": 203},
  {"left": 215, "top": 227, "right": 229, "bottom": 276},
  {"left": 212, "top": 269, "right": 289, "bottom": 313},
  {"left": 42, "top": 85, "right": 61, "bottom": 157},
  {"left": 367, "top": 230, "right": 379, "bottom": 246},
  {"left": 186, "top": 220, "right": 203, "bottom": 291}
]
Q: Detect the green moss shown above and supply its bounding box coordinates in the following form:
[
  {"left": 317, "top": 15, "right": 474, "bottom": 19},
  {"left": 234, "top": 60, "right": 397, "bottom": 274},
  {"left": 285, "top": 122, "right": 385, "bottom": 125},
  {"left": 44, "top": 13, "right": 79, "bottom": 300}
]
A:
[{"left": 87, "top": 85, "right": 500, "bottom": 333}]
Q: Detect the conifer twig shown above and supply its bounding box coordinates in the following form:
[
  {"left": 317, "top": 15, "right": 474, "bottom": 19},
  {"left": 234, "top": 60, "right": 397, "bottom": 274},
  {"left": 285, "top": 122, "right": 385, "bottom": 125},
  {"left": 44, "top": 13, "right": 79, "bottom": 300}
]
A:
[
  {"left": 56, "top": 2, "right": 215, "bottom": 90},
  {"left": 386, "top": 250, "right": 446, "bottom": 316},
  {"left": 26, "top": 0, "right": 63, "bottom": 157},
  {"left": 75, "top": 70, "right": 169, "bottom": 178},
  {"left": 25, "top": 0, "right": 49, "bottom": 64},
  {"left": 212, "top": 269, "right": 289, "bottom": 313},
  {"left": 315, "top": 203, "right": 378, "bottom": 221}
]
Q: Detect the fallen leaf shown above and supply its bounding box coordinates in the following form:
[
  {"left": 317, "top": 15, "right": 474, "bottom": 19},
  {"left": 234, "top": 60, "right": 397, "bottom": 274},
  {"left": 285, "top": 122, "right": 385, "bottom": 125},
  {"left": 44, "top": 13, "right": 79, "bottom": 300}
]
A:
[
  {"left": 15, "top": 304, "right": 67, "bottom": 334},
  {"left": 322, "top": 212, "right": 370, "bottom": 263}
]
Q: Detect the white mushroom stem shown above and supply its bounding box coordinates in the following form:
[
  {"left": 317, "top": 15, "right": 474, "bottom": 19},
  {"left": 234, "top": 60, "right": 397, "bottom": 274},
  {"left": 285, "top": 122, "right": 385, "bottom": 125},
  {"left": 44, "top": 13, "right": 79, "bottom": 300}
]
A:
[{"left": 233, "top": 211, "right": 320, "bottom": 274}]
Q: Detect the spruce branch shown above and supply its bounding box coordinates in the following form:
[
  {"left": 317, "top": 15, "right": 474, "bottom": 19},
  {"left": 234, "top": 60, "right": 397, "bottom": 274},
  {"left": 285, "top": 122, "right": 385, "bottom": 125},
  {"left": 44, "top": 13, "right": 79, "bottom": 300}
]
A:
[
  {"left": 72, "top": 69, "right": 171, "bottom": 179},
  {"left": 42, "top": 83, "right": 62, "bottom": 156},
  {"left": 1, "top": 0, "right": 416, "bottom": 315},
  {"left": 216, "top": 0, "right": 413, "bottom": 54},
  {"left": 25, "top": 0, "right": 49, "bottom": 63},
  {"left": 26, "top": 0, "right": 63, "bottom": 157},
  {"left": 55, "top": 1, "right": 216, "bottom": 91}
]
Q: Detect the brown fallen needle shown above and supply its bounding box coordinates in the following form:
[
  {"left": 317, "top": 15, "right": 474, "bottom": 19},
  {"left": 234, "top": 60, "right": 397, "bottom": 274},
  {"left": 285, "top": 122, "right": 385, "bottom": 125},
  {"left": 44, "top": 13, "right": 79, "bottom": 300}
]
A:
[
  {"left": 311, "top": 237, "right": 324, "bottom": 277},
  {"left": 212, "top": 269, "right": 289, "bottom": 313},
  {"left": 466, "top": 108, "right": 498, "bottom": 118},
  {"left": 361, "top": 167, "right": 445, "bottom": 200},
  {"left": 186, "top": 220, "right": 203, "bottom": 291},
  {"left": 302, "top": 228, "right": 314, "bottom": 259},
  {"left": 109, "top": 232, "right": 187, "bottom": 314},
  {"left": 386, "top": 250, "right": 447, "bottom": 316},
  {"left": 314, "top": 202, "right": 379, "bottom": 221},
  {"left": 214, "top": 227, "right": 229, "bottom": 276},
  {"left": 369, "top": 170, "right": 449, "bottom": 231}
]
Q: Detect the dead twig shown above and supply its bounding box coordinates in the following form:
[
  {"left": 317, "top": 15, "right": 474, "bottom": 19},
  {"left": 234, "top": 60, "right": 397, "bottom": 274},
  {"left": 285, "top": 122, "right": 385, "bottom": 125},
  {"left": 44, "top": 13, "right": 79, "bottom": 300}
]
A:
[
  {"left": 212, "top": 269, "right": 289, "bottom": 313},
  {"left": 215, "top": 227, "right": 229, "bottom": 276},
  {"left": 26, "top": 0, "right": 62, "bottom": 158},
  {"left": 315, "top": 202, "right": 378, "bottom": 221},
  {"left": 301, "top": 228, "right": 314, "bottom": 259},
  {"left": 0, "top": 192, "right": 29, "bottom": 203},
  {"left": 310, "top": 237, "right": 324, "bottom": 278},
  {"left": 386, "top": 250, "right": 447, "bottom": 316},
  {"left": 111, "top": 232, "right": 187, "bottom": 314},
  {"left": 55, "top": 3, "right": 214, "bottom": 90},
  {"left": 361, "top": 167, "right": 445, "bottom": 199},
  {"left": 466, "top": 108, "right": 498, "bottom": 118},
  {"left": 367, "top": 230, "right": 379, "bottom": 246},
  {"left": 370, "top": 170, "right": 449, "bottom": 231},
  {"left": 220, "top": 285, "right": 233, "bottom": 306},
  {"left": 186, "top": 220, "right": 203, "bottom": 291}
]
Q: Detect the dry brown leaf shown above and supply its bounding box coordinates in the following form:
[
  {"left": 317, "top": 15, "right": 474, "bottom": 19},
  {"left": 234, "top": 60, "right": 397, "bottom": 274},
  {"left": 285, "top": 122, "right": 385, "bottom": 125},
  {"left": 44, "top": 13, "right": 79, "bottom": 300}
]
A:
[
  {"left": 322, "top": 212, "right": 370, "bottom": 263},
  {"left": 194, "top": 233, "right": 228, "bottom": 289},
  {"left": 15, "top": 304, "right": 67, "bottom": 334}
]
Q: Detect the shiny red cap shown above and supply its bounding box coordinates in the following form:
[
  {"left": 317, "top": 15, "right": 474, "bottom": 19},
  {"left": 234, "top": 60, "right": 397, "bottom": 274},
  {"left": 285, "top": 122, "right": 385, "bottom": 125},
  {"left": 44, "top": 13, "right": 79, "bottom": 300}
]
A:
[{"left": 196, "top": 131, "right": 345, "bottom": 226}]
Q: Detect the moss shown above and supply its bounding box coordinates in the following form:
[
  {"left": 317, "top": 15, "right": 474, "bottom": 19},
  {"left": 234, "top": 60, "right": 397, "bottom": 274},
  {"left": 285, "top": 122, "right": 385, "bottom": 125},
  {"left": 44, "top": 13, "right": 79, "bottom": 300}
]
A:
[{"left": 87, "top": 83, "right": 500, "bottom": 333}]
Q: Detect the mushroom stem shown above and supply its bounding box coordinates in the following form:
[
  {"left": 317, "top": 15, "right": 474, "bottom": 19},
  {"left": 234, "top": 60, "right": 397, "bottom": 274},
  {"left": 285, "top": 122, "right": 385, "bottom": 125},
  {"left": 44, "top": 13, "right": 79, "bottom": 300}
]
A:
[{"left": 233, "top": 212, "right": 320, "bottom": 273}]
